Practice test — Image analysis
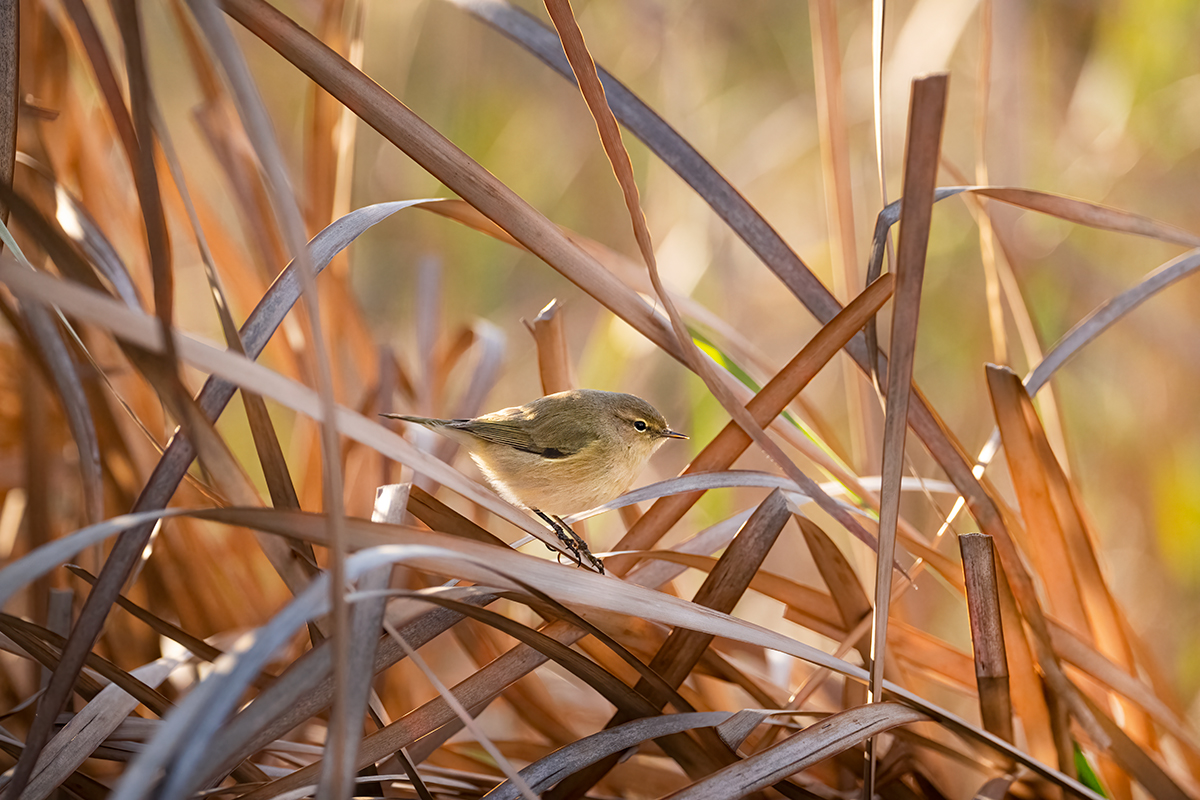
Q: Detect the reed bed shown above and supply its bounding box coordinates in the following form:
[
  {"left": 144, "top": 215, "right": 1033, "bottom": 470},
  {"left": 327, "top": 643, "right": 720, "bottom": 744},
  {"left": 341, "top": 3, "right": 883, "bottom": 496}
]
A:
[{"left": 1, "top": 1, "right": 1198, "bottom": 799}]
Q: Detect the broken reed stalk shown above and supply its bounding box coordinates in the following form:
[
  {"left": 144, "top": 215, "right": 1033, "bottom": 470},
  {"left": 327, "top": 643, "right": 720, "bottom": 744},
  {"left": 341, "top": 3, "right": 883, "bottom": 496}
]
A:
[{"left": 958, "top": 532, "right": 1014, "bottom": 745}]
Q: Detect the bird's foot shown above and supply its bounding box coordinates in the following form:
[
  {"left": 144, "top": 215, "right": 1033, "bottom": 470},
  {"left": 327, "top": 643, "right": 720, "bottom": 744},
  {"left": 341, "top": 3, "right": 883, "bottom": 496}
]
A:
[{"left": 532, "top": 509, "right": 605, "bottom": 575}]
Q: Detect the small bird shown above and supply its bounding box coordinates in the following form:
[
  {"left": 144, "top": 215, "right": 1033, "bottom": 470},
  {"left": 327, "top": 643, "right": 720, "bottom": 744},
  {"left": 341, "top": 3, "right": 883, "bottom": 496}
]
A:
[{"left": 382, "top": 389, "right": 687, "bottom": 573}]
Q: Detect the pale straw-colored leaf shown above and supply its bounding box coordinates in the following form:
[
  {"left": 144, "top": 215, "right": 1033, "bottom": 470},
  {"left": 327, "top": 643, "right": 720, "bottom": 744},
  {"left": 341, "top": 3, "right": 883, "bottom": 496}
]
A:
[
  {"left": 484, "top": 713, "right": 734, "bottom": 800},
  {"left": 20, "top": 653, "right": 191, "bottom": 800}
]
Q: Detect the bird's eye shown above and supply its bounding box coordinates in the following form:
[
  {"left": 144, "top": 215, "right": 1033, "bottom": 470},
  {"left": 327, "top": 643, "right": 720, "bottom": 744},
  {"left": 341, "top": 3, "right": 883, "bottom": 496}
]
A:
[{"left": 633, "top": 420, "right": 648, "bottom": 432}]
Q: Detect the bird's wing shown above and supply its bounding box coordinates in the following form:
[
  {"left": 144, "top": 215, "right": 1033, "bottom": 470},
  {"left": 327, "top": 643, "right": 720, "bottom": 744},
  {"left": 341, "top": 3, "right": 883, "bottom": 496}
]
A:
[
  {"left": 455, "top": 408, "right": 596, "bottom": 459},
  {"left": 449, "top": 417, "right": 541, "bottom": 453}
]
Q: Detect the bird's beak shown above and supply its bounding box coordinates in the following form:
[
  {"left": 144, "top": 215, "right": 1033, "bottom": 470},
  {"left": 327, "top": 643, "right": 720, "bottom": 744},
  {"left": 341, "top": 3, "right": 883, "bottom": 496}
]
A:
[{"left": 662, "top": 429, "right": 688, "bottom": 440}]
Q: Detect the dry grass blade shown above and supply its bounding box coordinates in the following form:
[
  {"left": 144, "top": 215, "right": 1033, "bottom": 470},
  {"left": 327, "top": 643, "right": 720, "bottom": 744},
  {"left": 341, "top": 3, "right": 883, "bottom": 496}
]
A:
[
  {"left": 58, "top": 0, "right": 140, "bottom": 200},
  {"left": 63, "top": 566, "right": 270, "bottom": 684},
  {"left": 195, "top": 603, "right": 486, "bottom": 790},
  {"left": 110, "top": 0, "right": 176, "bottom": 375},
  {"left": 1079, "top": 693, "right": 1194, "bottom": 800},
  {"left": 981, "top": 366, "right": 1109, "bottom": 752},
  {"left": 985, "top": 366, "right": 1090, "bottom": 635},
  {"left": 623, "top": 550, "right": 845, "bottom": 639},
  {"left": 971, "top": 187, "right": 1200, "bottom": 247},
  {"left": 868, "top": 76, "right": 947, "bottom": 798},
  {"left": 381, "top": 571, "right": 708, "bottom": 780},
  {"left": 0, "top": 196, "right": 439, "bottom": 798},
  {"left": 381, "top": 621, "right": 539, "bottom": 800},
  {"left": 8, "top": 285, "right": 103, "bottom": 526},
  {"left": 228, "top": 593, "right": 708, "bottom": 800},
  {"left": 448, "top": 615, "right": 576, "bottom": 749},
  {"left": 21, "top": 164, "right": 142, "bottom": 307},
  {"left": 861, "top": 194, "right": 1200, "bottom": 597},
  {"left": 159, "top": 372, "right": 327, "bottom": 605},
  {"left": 957, "top": 534, "right": 1013, "bottom": 744},
  {"left": 0, "top": 617, "right": 103, "bottom": 701},
  {"left": 991, "top": 363, "right": 1164, "bottom": 790},
  {"left": 869, "top": 189, "right": 1200, "bottom": 274},
  {"left": 808, "top": 0, "right": 877, "bottom": 472},
  {"left": 18, "top": 654, "right": 188, "bottom": 800},
  {"left": 974, "top": 775, "right": 1017, "bottom": 800},
  {"left": 155, "top": 106, "right": 322, "bottom": 593},
  {"left": 798, "top": 516, "right": 872, "bottom": 662},
  {"left": 150, "top": 517, "right": 684, "bottom": 795},
  {"left": 540, "top": 0, "right": 648, "bottom": 266},
  {"left": 554, "top": 489, "right": 791, "bottom": 797},
  {"left": 0, "top": 199, "right": 143, "bottom": 795},
  {"left": 182, "top": 510, "right": 856, "bottom": 680},
  {"left": 313, "top": 484, "right": 411, "bottom": 799},
  {"left": 569, "top": 470, "right": 859, "bottom": 523},
  {"left": 663, "top": 704, "right": 929, "bottom": 800},
  {"left": 935, "top": 249, "right": 1200, "bottom": 599},
  {"left": 523, "top": 299, "right": 575, "bottom": 395},
  {"left": 1016, "top": 363, "right": 1145, "bottom": 717},
  {"left": 484, "top": 712, "right": 734, "bottom": 800},
  {"left": 303, "top": 0, "right": 358, "bottom": 234},
  {"left": 866, "top": 188, "right": 1200, "bottom": 373},
  {"left": 405, "top": 484, "right": 508, "bottom": 548},
  {"left": 1026, "top": 248, "right": 1200, "bottom": 396}
]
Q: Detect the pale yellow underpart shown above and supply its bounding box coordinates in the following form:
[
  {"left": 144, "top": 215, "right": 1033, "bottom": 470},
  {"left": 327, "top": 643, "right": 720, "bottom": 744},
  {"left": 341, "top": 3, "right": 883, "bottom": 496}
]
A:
[{"left": 467, "top": 434, "right": 669, "bottom": 515}]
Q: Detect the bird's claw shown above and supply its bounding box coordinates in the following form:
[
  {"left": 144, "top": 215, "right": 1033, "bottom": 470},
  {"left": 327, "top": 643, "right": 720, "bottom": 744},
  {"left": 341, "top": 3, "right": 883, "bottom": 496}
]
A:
[{"left": 533, "top": 509, "right": 605, "bottom": 575}]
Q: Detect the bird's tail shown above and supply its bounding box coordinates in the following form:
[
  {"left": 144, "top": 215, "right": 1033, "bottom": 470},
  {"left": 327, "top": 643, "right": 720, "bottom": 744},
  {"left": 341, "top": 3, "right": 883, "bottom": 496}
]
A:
[{"left": 379, "top": 413, "right": 450, "bottom": 427}]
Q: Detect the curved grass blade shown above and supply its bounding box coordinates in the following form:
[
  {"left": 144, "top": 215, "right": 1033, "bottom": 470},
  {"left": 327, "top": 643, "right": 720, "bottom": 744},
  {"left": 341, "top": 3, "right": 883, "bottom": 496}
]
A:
[
  {"left": 15, "top": 158, "right": 143, "bottom": 307},
  {"left": 482, "top": 712, "right": 734, "bottom": 800},
  {"left": 664, "top": 704, "right": 928, "bottom": 800}
]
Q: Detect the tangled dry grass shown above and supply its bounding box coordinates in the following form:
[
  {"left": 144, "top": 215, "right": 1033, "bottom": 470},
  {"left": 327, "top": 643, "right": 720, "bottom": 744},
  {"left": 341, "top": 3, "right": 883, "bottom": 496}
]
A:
[{"left": 1, "top": 1, "right": 1199, "bottom": 799}]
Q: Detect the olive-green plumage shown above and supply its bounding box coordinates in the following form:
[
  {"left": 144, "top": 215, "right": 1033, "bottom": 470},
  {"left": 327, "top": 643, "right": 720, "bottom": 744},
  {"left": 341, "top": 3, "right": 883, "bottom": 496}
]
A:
[{"left": 382, "top": 389, "right": 686, "bottom": 515}]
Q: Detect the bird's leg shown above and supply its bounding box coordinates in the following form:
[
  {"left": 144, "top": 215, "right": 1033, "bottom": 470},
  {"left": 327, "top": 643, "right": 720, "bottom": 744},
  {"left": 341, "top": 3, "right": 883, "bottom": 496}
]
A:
[
  {"left": 532, "top": 508, "right": 583, "bottom": 568},
  {"left": 552, "top": 514, "right": 605, "bottom": 575},
  {"left": 531, "top": 509, "right": 604, "bottom": 574}
]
